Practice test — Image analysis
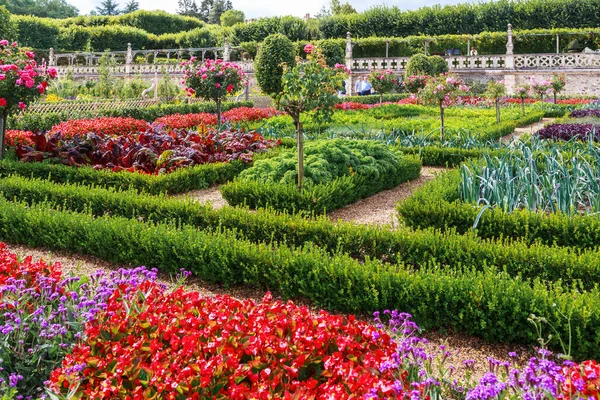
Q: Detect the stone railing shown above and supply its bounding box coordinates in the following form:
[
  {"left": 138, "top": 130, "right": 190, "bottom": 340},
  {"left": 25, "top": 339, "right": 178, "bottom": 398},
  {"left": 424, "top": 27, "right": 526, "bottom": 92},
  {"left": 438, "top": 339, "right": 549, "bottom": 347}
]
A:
[
  {"left": 350, "top": 55, "right": 507, "bottom": 71},
  {"left": 56, "top": 61, "right": 255, "bottom": 77},
  {"left": 514, "top": 53, "right": 600, "bottom": 69}
]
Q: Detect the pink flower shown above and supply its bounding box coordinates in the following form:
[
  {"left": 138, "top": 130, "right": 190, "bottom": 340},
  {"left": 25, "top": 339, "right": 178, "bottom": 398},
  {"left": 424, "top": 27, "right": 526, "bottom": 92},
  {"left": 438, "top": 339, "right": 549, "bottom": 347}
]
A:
[
  {"left": 226, "top": 83, "right": 234, "bottom": 93},
  {"left": 0, "top": 74, "right": 4, "bottom": 81},
  {"left": 15, "top": 78, "right": 23, "bottom": 86},
  {"left": 36, "top": 84, "right": 45, "bottom": 94},
  {"left": 25, "top": 79, "right": 34, "bottom": 89},
  {"left": 18, "top": 102, "right": 26, "bottom": 110},
  {"left": 47, "top": 67, "right": 57, "bottom": 78},
  {"left": 0, "top": 98, "right": 6, "bottom": 107},
  {"left": 11, "top": 42, "right": 17, "bottom": 47},
  {"left": 25, "top": 51, "right": 34, "bottom": 59},
  {"left": 215, "top": 83, "right": 221, "bottom": 89},
  {"left": 0, "top": 40, "right": 7, "bottom": 46},
  {"left": 304, "top": 44, "right": 314, "bottom": 54},
  {"left": 201, "top": 74, "right": 208, "bottom": 79}
]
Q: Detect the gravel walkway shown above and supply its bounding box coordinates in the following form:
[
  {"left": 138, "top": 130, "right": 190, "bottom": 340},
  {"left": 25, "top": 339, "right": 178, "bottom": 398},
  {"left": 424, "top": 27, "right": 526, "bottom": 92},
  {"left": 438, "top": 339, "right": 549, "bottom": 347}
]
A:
[
  {"left": 4, "top": 241, "right": 536, "bottom": 381},
  {"left": 502, "top": 117, "right": 555, "bottom": 144}
]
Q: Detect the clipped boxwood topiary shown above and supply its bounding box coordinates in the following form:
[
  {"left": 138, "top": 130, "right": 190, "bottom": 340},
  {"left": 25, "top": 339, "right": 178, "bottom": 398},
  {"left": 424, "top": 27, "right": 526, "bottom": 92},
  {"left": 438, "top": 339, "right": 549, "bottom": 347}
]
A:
[
  {"left": 255, "top": 34, "right": 297, "bottom": 99},
  {"left": 405, "top": 53, "right": 434, "bottom": 77},
  {"left": 429, "top": 55, "right": 449, "bottom": 75}
]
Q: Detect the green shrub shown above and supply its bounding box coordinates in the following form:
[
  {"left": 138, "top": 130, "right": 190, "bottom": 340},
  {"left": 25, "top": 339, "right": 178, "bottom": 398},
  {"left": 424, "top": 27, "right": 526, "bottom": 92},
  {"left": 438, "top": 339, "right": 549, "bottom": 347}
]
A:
[
  {"left": 0, "top": 6, "right": 17, "bottom": 42},
  {"left": 405, "top": 54, "right": 433, "bottom": 77},
  {"left": 112, "top": 10, "right": 205, "bottom": 35},
  {"left": 221, "top": 140, "right": 422, "bottom": 213},
  {"left": 429, "top": 55, "right": 449, "bottom": 75},
  {"left": 341, "top": 93, "right": 410, "bottom": 104},
  {"left": 14, "top": 15, "right": 60, "bottom": 50},
  {"left": 255, "top": 34, "right": 297, "bottom": 98},
  {"left": 58, "top": 25, "right": 92, "bottom": 51},
  {"left": 0, "top": 197, "right": 599, "bottom": 359},
  {"left": 89, "top": 25, "right": 150, "bottom": 51},
  {"left": 177, "top": 27, "right": 217, "bottom": 48},
  {"left": 318, "top": 40, "right": 345, "bottom": 67}
]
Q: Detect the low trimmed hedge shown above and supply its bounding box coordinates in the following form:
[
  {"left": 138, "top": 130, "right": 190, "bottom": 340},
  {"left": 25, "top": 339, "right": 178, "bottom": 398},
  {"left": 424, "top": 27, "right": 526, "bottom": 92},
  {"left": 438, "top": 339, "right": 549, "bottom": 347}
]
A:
[
  {"left": 398, "top": 146, "right": 503, "bottom": 167},
  {"left": 397, "top": 169, "right": 600, "bottom": 250},
  {"left": 3, "top": 174, "right": 600, "bottom": 291},
  {"left": 0, "top": 197, "right": 599, "bottom": 359},
  {"left": 220, "top": 142, "right": 422, "bottom": 214},
  {"left": 0, "top": 159, "right": 245, "bottom": 195},
  {"left": 339, "top": 93, "right": 410, "bottom": 104},
  {"left": 9, "top": 101, "right": 253, "bottom": 132}
]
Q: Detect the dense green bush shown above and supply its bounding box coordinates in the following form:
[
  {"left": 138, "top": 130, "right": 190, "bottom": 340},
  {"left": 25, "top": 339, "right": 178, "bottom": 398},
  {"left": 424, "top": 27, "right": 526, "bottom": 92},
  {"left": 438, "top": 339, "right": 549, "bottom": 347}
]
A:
[
  {"left": 255, "top": 34, "right": 296, "bottom": 98},
  {"left": 88, "top": 25, "right": 150, "bottom": 51},
  {"left": 340, "top": 93, "right": 410, "bottom": 104},
  {"left": 58, "top": 25, "right": 91, "bottom": 51},
  {"left": 0, "top": 6, "right": 17, "bottom": 41},
  {"left": 0, "top": 197, "right": 599, "bottom": 359},
  {"left": 221, "top": 140, "right": 422, "bottom": 213},
  {"left": 398, "top": 146, "right": 503, "bottom": 167},
  {"left": 231, "top": 16, "right": 314, "bottom": 45},
  {"left": 0, "top": 159, "right": 245, "bottom": 195},
  {"left": 14, "top": 15, "right": 60, "bottom": 49},
  {"left": 177, "top": 27, "right": 217, "bottom": 48},
  {"left": 112, "top": 10, "right": 205, "bottom": 36},
  {"left": 9, "top": 101, "right": 253, "bottom": 132},
  {"left": 318, "top": 40, "right": 345, "bottom": 66},
  {"left": 429, "top": 55, "right": 449, "bottom": 75},
  {"left": 398, "top": 168, "right": 600, "bottom": 250},
  {"left": 405, "top": 54, "right": 433, "bottom": 76}
]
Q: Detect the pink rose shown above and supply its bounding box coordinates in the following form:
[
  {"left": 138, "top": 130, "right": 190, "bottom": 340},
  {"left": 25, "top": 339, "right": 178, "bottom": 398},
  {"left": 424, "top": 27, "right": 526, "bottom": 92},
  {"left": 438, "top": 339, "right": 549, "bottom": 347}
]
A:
[
  {"left": 304, "top": 44, "right": 314, "bottom": 54},
  {"left": 0, "top": 40, "right": 8, "bottom": 46},
  {"left": 18, "top": 102, "right": 26, "bottom": 110},
  {"left": 25, "top": 51, "right": 34, "bottom": 59},
  {"left": 0, "top": 74, "right": 4, "bottom": 81},
  {"left": 11, "top": 42, "right": 17, "bottom": 47},
  {"left": 201, "top": 74, "right": 208, "bottom": 79},
  {"left": 215, "top": 83, "right": 221, "bottom": 89},
  {"left": 0, "top": 98, "right": 6, "bottom": 107},
  {"left": 47, "top": 67, "right": 57, "bottom": 78}
]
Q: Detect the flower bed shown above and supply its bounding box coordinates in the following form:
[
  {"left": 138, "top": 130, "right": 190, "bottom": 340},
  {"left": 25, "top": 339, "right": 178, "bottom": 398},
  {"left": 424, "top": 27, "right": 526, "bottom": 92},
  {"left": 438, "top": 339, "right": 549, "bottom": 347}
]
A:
[
  {"left": 536, "top": 123, "right": 599, "bottom": 141},
  {"left": 48, "top": 291, "right": 403, "bottom": 399},
  {"left": 17, "top": 129, "right": 279, "bottom": 174},
  {"left": 570, "top": 109, "right": 600, "bottom": 118},
  {"left": 48, "top": 116, "right": 151, "bottom": 138},
  {"left": 504, "top": 97, "right": 593, "bottom": 105},
  {"left": 154, "top": 107, "right": 278, "bottom": 130},
  {"left": 5, "top": 130, "right": 33, "bottom": 146}
]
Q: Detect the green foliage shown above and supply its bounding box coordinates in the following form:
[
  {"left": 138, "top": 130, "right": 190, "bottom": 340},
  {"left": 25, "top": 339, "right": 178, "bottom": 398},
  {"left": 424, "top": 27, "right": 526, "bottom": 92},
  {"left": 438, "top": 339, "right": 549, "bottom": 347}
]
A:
[
  {"left": 113, "top": 10, "right": 205, "bottom": 35},
  {"left": 340, "top": 93, "right": 410, "bottom": 104},
  {"left": 429, "top": 55, "right": 449, "bottom": 75},
  {"left": 231, "top": 16, "right": 314, "bottom": 45},
  {"left": 220, "top": 9, "right": 244, "bottom": 27},
  {"left": 0, "top": 158, "right": 245, "bottom": 194},
  {"left": 405, "top": 54, "right": 433, "bottom": 77},
  {"left": 13, "top": 15, "right": 60, "bottom": 49},
  {"left": 0, "top": 196, "right": 599, "bottom": 359},
  {"left": 95, "top": 0, "right": 120, "bottom": 16},
  {"left": 0, "top": 0, "right": 77, "bottom": 18},
  {"left": 317, "top": 40, "right": 345, "bottom": 66},
  {"left": 255, "top": 34, "right": 296, "bottom": 98},
  {"left": 178, "top": 27, "right": 216, "bottom": 47},
  {"left": 58, "top": 25, "right": 91, "bottom": 51},
  {"left": 89, "top": 25, "right": 149, "bottom": 51},
  {"left": 221, "top": 140, "right": 422, "bottom": 213},
  {"left": 0, "top": 6, "right": 17, "bottom": 41},
  {"left": 368, "top": 70, "right": 398, "bottom": 99},
  {"left": 398, "top": 167, "right": 600, "bottom": 251}
]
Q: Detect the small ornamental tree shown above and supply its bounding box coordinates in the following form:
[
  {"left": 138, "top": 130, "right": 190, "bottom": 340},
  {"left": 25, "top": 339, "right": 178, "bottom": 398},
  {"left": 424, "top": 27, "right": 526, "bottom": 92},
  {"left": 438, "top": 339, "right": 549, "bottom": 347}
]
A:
[
  {"left": 182, "top": 58, "right": 245, "bottom": 130},
  {"left": 421, "top": 73, "right": 468, "bottom": 141},
  {"left": 551, "top": 72, "right": 566, "bottom": 104},
  {"left": 531, "top": 79, "right": 552, "bottom": 105},
  {"left": 515, "top": 84, "right": 530, "bottom": 114},
  {"left": 403, "top": 75, "right": 428, "bottom": 104},
  {"left": 368, "top": 69, "right": 398, "bottom": 104},
  {"left": 0, "top": 40, "right": 56, "bottom": 158},
  {"left": 484, "top": 80, "right": 506, "bottom": 123},
  {"left": 279, "top": 44, "right": 347, "bottom": 189}
]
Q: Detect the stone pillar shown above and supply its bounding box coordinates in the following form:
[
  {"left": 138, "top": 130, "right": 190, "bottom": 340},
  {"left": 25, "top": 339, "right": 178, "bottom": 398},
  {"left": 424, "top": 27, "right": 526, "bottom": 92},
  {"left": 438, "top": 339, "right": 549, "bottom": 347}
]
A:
[
  {"left": 504, "top": 24, "right": 516, "bottom": 94},
  {"left": 385, "top": 40, "right": 389, "bottom": 58},
  {"left": 345, "top": 32, "right": 354, "bottom": 97},
  {"left": 556, "top": 34, "right": 560, "bottom": 54},
  {"left": 49, "top": 48, "right": 55, "bottom": 66},
  {"left": 223, "top": 40, "right": 231, "bottom": 62},
  {"left": 153, "top": 72, "right": 159, "bottom": 101},
  {"left": 126, "top": 43, "right": 132, "bottom": 74}
]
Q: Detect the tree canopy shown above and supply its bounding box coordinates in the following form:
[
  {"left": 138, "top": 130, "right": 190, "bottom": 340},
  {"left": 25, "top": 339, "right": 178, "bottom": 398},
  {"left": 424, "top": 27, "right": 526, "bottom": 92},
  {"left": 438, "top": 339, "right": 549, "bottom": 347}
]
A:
[{"left": 0, "top": 0, "right": 78, "bottom": 18}]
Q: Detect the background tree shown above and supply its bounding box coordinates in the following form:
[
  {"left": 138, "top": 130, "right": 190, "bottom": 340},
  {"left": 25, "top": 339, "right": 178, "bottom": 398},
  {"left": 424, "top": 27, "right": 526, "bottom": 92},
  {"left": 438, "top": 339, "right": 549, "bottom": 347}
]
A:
[
  {"left": 208, "top": 0, "right": 232, "bottom": 24},
  {"left": 95, "top": 0, "right": 120, "bottom": 15},
  {"left": 197, "top": 0, "right": 212, "bottom": 21},
  {"left": 96, "top": 51, "right": 117, "bottom": 98},
  {"left": 515, "top": 84, "right": 530, "bottom": 114},
  {"left": 0, "top": 0, "right": 78, "bottom": 18},
  {"left": 220, "top": 9, "right": 244, "bottom": 26},
  {"left": 123, "top": 0, "right": 138, "bottom": 13},
  {"left": 330, "top": 0, "right": 356, "bottom": 15},
  {"left": 255, "top": 34, "right": 296, "bottom": 102},
  {"left": 421, "top": 73, "right": 468, "bottom": 141},
  {"left": 484, "top": 80, "right": 506, "bottom": 123},
  {"left": 177, "top": 0, "right": 200, "bottom": 18},
  {"left": 405, "top": 54, "right": 434, "bottom": 77},
  {"left": 279, "top": 44, "right": 347, "bottom": 189},
  {"left": 0, "top": 7, "right": 16, "bottom": 40}
]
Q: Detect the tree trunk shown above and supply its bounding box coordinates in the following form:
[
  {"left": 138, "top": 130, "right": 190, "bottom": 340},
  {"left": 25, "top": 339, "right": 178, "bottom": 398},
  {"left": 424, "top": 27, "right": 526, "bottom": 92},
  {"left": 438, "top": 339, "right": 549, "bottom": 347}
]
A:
[
  {"left": 379, "top": 93, "right": 383, "bottom": 105},
  {"left": 553, "top": 91, "right": 557, "bottom": 104},
  {"left": 521, "top": 97, "right": 525, "bottom": 115},
  {"left": 216, "top": 99, "right": 222, "bottom": 132},
  {"left": 495, "top": 98, "right": 500, "bottom": 123},
  {"left": 296, "top": 119, "right": 304, "bottom": 190},
  {"left": 439, "top": 102, "right": 445, "bottom": 142},
  {"left": 0, "top": 115, "right": 5, "bottom": 160}
]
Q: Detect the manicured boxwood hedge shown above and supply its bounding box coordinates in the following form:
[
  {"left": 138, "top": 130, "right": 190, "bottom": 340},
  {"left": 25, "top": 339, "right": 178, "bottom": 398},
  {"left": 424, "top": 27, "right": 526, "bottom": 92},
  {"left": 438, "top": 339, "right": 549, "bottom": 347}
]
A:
[
  {"left": 3, "top": 174, "right": 600, "bottom": 291},
  {"left": 397, "top": 169, "right": 600, "bottom": 250},
  {"left": 0, "top": 197, "right": 599, "bottom": 359},
  {"left": 0, "top": 159, "right": 245, "bottom": 195}
]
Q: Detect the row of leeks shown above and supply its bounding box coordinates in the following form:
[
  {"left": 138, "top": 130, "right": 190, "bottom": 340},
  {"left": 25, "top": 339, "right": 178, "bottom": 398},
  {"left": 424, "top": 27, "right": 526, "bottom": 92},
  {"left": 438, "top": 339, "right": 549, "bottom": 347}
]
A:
[{"left": 460, "top": 138, "right": 600, "bottom": 216}]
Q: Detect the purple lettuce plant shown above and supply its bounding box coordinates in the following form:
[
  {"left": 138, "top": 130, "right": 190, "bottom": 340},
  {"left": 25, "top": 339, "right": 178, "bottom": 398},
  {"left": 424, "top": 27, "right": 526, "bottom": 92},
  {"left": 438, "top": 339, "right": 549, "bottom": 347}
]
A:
[{"left": 536, "top": 123, "right": 599, "bottom": 141}]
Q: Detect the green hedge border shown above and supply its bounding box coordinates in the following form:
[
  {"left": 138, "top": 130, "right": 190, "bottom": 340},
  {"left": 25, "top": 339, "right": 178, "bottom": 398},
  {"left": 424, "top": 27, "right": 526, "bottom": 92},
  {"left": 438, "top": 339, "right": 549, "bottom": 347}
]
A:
[
  {"left": 0, "top": 197, "right": 599, "bottom": 359},
  {"left": 397, "top": 169, "right": 600, "bottom": 250}
]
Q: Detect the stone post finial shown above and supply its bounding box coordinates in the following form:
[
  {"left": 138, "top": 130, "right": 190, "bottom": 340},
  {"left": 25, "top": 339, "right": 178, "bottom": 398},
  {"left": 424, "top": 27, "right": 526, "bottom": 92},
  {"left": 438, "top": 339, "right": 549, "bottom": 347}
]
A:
[
  {"left": 506, "top": 23, "right": 514, "bottom": 55},
  {"left": 223, "top": 39, "right": 232, "bottom": 62},
  {"left": 48, "top": 47, "right": 55, "bottom": 66},
  {"left": 126, "top": 43, "right": 133, "bottom": 74},
  {"left": 345, "top": 32, "right": 352, "bottom": 59}
]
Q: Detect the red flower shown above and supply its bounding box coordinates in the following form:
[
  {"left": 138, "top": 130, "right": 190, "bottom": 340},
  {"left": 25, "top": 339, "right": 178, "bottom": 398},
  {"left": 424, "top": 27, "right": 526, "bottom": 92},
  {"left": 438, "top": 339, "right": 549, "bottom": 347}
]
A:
[
  {"left": 226, "top": 83, "right": 234, "bottom": 93},
  {"left": 0, "top": 98, "right": 6, "bottom": 107}
]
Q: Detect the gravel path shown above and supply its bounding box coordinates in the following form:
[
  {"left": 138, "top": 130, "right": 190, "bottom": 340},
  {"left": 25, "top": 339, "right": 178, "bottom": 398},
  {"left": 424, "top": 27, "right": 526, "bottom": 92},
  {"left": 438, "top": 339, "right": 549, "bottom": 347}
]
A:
[
  {"left": 174, "top": 185, "right": 228, "bottom": 210},
  {"left": 502, "top": 118, "right": 556, "bottom": 144},
  {"left": 4, "top": 241, "right": 536, "bottom": 381}
]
